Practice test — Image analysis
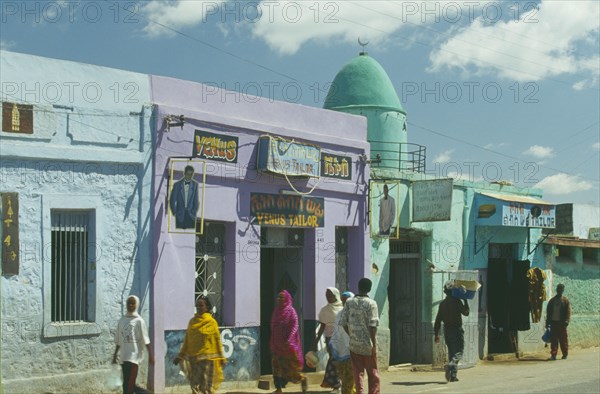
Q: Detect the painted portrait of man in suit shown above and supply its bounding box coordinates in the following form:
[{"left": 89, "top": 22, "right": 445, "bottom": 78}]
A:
[{"left": 169, "top": 165, "right": 199, "bottom": 230}]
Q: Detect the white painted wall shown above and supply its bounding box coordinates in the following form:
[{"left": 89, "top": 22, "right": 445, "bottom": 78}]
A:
[{"left": 0, "top": 50, "right": 153, "bottom": 393}]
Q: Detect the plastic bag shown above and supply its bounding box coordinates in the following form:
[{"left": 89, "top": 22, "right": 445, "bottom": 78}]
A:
[
  {"left": 105, "top": 364, "right": 122, "bottom": 391},
  {"left": 542, "top": 328, "right": 551, "bottom": 343}
]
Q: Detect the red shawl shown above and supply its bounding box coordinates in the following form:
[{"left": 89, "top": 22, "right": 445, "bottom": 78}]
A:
[{"left": 269, "top": 290, "right": 304, "bottom": 367}]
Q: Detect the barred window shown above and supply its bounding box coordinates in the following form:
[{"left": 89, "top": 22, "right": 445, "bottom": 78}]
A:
[
  {"left": 51, "top": 210, "right": 95, "bottom": 323},
  {"left": 195, "top": 221, "right": 225, "bottom": 325}
]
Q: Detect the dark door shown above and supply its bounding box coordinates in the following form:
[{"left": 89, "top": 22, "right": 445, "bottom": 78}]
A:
[
  {"left": 487, "top": 244, "right": 518, "bottom": 354},
  {"left": 389, "top": 258, "right": 419, "bottom": 364},
  {"left": 259, "top": 230, "right": 304, "bottom": 375}
]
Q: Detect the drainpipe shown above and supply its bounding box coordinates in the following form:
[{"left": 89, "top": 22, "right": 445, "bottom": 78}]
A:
[{"left": 461, "top": 187, "right": 469, "bottom": 270}]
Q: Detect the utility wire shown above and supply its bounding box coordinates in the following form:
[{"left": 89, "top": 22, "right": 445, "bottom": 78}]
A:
[
  {"left": 408, "top": 120, "right": 599, "bottom": 184},
  {"left": 298, "top": 2, "right": 598, "bottom": 89},
  {"left": 101, "top": 0, "right": 326, "bottom": 93},
  {"left": 348, "top": 1, "right": 581, "bottom": 74}
]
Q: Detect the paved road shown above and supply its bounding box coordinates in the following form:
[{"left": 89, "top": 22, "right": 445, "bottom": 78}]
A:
[{"left": 221, "top": 347, "right": 600, "bottom": 394}]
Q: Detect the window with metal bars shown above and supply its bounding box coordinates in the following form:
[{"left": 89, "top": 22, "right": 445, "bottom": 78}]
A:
[
  {"left": 50, "top": 210, "right": 94, "bottom": 323},
  {"left": 195, "top": 221, "right": 225, "bottom": 325}
]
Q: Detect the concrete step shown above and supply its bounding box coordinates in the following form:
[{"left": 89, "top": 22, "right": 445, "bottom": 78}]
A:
[{"left": 257, "top": 372, "right": 325, "bottom": 391}]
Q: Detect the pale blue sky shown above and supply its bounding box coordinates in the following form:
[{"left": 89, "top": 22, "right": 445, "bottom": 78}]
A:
[{"left": 1, "top": 0, "right": 599, "bottom": 205}]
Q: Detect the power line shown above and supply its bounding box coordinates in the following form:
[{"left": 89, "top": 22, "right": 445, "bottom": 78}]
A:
[
  {"left": 0, "top": 91, "right": 147, "bottom": 143},
  {"left": 309, "top": 2, "right": 598, "bottom": 89},
  {"left": 348, "top": 1, "right": 572, "bottom": 72},
  {"left": 408, "top": 120, "right": 599, "bottom": 184},
  {"left": 101, "top": 0, "right": 327, "bottom": 94}
]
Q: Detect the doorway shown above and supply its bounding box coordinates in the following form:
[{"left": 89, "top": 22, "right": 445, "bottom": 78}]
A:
[
  {"left": 259, "top": 227, "right": 304, "bottom": 375},
  {"left": 389, "top": 258, "right": 419, "bottom": 364},
  {"left": 487, "top": 243, "right": 518, "bottom": 354},
  {"left": 389, "top": 239, "right": 421, "bottom": 365}
]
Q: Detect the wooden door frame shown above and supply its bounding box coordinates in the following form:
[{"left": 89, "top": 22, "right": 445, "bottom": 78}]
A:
[{"left": 389, "top": 253, "right": 422, "bottom": 364}]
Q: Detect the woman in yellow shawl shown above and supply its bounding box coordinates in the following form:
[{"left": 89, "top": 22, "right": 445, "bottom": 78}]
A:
[{"left": 174, "top": 296, "right": 226, "bottom": 394}]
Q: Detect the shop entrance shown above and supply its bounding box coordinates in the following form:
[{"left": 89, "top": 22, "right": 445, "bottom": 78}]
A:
[
  {"left": 389, "top": 239, "right": 421, "bottom": 365},
  {"left": 487, "top": 243, "right": 520, "bottom": 354},
  {"left": 259, "top": 227, "right": 304, "bottom": 375}
]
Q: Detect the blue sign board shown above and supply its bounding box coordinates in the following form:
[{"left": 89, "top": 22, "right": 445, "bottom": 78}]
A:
[
  {"left": 257, "top": 135, "right": 320, "bottom": 178},
  {"left": 475, "top": 192, "right": 555, "bottom": 228}
]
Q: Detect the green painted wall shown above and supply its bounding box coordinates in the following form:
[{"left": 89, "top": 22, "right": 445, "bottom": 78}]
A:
[{"left": 544, "top": 245, "right": 600, "bottom": 349}]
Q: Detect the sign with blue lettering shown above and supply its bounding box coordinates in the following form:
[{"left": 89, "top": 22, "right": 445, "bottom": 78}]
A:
[
  {"left": 257, "top": 135, "right": 320, "bottom": 178},
  {"left": 475, "top": 192, "right": 555, "bottom": 228}
]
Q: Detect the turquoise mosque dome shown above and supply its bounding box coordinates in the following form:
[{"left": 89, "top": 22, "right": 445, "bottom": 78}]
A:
[
  {"left": 323, "top": 53, "right": 405, "bottom": 114},
  {"left": 324, "top": 53, "right": 408, "bottom": 169}
]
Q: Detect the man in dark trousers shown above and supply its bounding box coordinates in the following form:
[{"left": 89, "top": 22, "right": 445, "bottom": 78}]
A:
[
  {"left": 169, "top": 165, "right": 199, "bottom": 229},
  {"left": 545, "top": 283, "right": 571, "bottom": 360},
  {"left": 434, "top": 281, "right": 469, "bottom": 382}
]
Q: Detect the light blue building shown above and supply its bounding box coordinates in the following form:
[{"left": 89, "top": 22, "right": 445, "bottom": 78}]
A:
[
  {"left": 324, "top": 52, "right": 555, "bottom": 367},
  {"left": 0, "top": 51, "right": 154, "bottom": 392}
]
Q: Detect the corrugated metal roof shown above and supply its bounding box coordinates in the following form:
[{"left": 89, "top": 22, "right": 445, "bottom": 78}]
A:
[{"left": 478, "top": 192, "right": 553, "bottom": 205}]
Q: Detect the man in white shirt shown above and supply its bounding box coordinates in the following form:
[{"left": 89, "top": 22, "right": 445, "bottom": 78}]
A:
[
  {"left": 379, "top": 184, "right": 395, "bottom": 236},
  {"left": 113, "top": 295, "right": 154, "bottom": 394},
  {"left": 340, "top": 278, "right": 380, "bottom": 394}
]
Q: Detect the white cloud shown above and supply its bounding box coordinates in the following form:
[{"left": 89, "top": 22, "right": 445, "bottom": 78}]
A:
[
  {"left": 139, "top": 1, "right": 228, "bottom": 37},
  {"left": 523, "top": 145, "right": 554, "bottom": 159},
  {"left": 433, "top": 149, "right": 454, "bottom": 163},
  {"left": 593, "top": 142, "right": 600, "bottom": 151},
  {"left": 429, "top": 1, "right": 600, "bottom": 84},
  {"left": 535, "top": 173, "right": 593, "bottom": 195},
  {"left": 251, "top": 1, "right": 424, "bottom": 55},
  {"left": 138, "top": 1, "right": 479, "bottom": 54},
  {"left": 0, "top": 40, "right": 16, "bottom": 50}
]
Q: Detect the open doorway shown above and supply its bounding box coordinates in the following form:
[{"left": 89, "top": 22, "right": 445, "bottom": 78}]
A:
[
  {"left": 487, "top": 243, "right": 518, "bottom": 354},
  {"left": 259, "top": 227, "right": 304, "bottom": 375}
]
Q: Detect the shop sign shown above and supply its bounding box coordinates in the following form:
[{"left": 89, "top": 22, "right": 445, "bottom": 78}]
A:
[
  {"left": 2, "top": 102, "right": 33, "bottom": 134},
  {"left": 501, "top": 203, "right": 555, "bottom": 228},
  {"left": 475, "top": 193, "right": 555, "bottom": 228},
  {"left": 192, "top": 130, "right": 238, "bottom": 163},
  {"left": 321, "top": 153, "right": 351, "bottom": 180},
  {"left": 412, "top": 179, "right": 453, "bottom": 222},
  {"left": 250, "top": 192, "right": 324, "bottom": 228},
  {"left": 1, "top": 192, "right": 19, "bottom": 275},
  {"left": 257, "top": 136, "right": 320, "bottom": 177}
]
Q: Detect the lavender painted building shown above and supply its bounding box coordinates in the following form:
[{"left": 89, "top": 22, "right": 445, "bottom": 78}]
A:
[{"left": 150, "top": 75, "right": 370, "bottom": 391}]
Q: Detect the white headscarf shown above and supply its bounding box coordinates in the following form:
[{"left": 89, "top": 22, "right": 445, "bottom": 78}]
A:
[
  {"left": 318, "top": 287, "right": 343, "bottom": 338},
  {"left": 329, "top": 292, "right": 354, "bottom": 361},
  {"left": 126, "top": 295, "right": 140, "bottom": 317}
]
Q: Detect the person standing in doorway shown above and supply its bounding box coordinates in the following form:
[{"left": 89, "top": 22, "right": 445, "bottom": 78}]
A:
[
  {"left": 434, "top": 281, "right": 469, "bottom": 382},
  {"left": 169, "top": 165, "right": 199, "bottom": 229},
  {"left": 340, "top": 278, "right": 380, "bottom": 394},
  {"left": 545, "top": 283, "right": 571, "bottom": 360},
  {"left": 113, "top": 295, "right": 154, "bottom": 394}
]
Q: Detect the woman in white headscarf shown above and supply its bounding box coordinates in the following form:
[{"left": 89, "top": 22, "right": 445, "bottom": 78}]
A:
[
  {"left": 313, "top": 287, "right": 344, "bottom": 391},
  {"left": 329, "top": 292, "right": 355, "bottom": 394}
]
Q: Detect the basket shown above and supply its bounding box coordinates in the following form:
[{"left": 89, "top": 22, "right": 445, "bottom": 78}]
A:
[{"left": 450, "top": 279, "right": 481, "bottom": 300}]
